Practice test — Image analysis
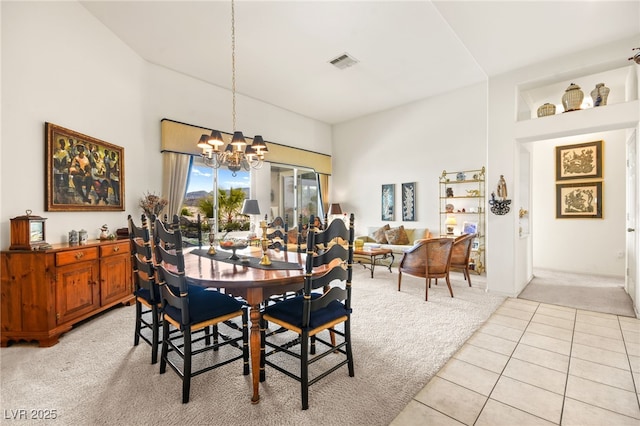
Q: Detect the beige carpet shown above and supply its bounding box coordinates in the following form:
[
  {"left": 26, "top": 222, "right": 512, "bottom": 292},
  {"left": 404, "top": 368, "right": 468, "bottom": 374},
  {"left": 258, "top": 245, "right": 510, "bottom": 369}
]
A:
[
  {"left": 518, "top": 268, "right": 635, "bottom": 317},
  {"left": 0, "top": 267, "right": 504, "bottom": 425}
]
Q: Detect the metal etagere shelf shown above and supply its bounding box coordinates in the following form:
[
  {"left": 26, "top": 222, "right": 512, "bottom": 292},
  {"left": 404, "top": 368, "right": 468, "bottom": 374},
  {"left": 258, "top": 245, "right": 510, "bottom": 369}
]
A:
[{"left": 439, "top": 167, "right": 485, "bottom": 274}]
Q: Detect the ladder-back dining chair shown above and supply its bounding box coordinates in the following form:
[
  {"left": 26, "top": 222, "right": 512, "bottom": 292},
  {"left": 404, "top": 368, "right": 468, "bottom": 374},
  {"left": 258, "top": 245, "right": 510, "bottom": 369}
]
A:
[
  {"left": 154, "top": 216, "right": 249, "bottom": 403},
  {"left": 260, "top": 213, "right": 355, "bottom": 410}
]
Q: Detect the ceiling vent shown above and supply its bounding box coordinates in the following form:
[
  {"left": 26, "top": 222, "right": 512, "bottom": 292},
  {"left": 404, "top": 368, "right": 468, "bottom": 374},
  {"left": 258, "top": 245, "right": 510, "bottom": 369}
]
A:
[{"left": 329, "top": 53, "right": 359, "bottom": 70}]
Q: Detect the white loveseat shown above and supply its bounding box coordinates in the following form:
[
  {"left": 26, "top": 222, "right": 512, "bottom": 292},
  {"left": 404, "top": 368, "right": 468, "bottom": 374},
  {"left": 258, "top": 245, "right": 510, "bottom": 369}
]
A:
[{"left": 355, "top": 225, "right": 431, "bottom": 262}]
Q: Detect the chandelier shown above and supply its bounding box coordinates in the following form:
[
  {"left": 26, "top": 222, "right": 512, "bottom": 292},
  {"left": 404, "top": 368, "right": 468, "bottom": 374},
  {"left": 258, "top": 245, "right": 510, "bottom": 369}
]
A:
[{"left": 197, "top": 0, "right": 268, "bottom": 176}]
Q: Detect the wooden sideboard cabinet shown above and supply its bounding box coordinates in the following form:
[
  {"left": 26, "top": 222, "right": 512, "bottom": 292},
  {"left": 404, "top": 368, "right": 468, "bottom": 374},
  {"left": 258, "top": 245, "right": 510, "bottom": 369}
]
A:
[{"left": 1, "top": 239, "right": 133, "bottom": 347}]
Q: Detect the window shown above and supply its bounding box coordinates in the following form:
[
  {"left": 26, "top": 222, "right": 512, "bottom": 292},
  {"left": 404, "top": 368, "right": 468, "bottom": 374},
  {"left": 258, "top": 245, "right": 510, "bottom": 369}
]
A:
[{"left": 270, "top": 164, "right": 322, "bottom": 228}]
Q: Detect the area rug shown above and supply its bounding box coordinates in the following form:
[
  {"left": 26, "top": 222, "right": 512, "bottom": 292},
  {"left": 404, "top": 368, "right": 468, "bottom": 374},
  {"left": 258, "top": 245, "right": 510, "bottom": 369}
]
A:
[
  {"left": 0, "top": 267, "right": 504, "bottom": 425},
  {"left": 518, "top": 268, "right": 635, "bottom": 317}
]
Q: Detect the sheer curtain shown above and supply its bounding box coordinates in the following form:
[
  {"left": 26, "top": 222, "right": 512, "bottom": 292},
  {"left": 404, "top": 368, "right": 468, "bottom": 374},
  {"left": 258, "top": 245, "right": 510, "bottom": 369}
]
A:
[
  {"left": 318, "top": 173, "right": 329, "bottom": 217},
  {"left": 162, "top": 152, "right": 192, "bottom": 218}
]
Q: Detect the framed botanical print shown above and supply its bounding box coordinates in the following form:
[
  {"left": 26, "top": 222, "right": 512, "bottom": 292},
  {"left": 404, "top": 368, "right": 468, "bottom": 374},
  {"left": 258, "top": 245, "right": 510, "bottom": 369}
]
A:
[
  {"left": 555, "top": 140, "right": 603, "bottom": 181},
  {"left": 556, "top": 181, "right": 603, "bottom": 219},
  {"left": 381, "top": 184, "right": 394, "bottom": 221},
  {"left": 401, "top": 182, "right": 416, "bottom": 221},
  {"left": 46, "top": 122, "right": 124, "bottom": 211}
]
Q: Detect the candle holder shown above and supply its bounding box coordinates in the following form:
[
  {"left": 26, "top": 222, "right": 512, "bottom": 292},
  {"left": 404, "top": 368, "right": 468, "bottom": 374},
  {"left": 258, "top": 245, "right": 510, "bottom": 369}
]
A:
[
  {"left": 207, "top": 218, "right": 217, "bottom": 255},
  {"left": 259, "top": 220, "right": 271, "bottom": 265}
]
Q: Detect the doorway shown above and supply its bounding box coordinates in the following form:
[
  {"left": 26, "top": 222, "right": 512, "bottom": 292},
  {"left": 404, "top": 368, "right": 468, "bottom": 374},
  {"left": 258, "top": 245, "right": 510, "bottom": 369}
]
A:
[{"left": 521, "top": 128, "right": 636, "bottom": 315}]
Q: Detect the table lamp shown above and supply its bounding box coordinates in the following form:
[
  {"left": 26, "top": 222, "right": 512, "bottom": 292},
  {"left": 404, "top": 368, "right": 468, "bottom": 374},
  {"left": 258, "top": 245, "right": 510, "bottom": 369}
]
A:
[
  {"left": 445, "top": 216, "right": 457, "bottom": 235},
  {"left": 241, "top": 199, "right": 261, "bottom": 238},
  {"left": 329, "top": 203, "right": 343, "bottom": 215}
]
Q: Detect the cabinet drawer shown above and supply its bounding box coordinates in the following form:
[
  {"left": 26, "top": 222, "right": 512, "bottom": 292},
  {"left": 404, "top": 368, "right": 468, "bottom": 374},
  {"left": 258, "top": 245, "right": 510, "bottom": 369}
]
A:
[
  {"left": 100, "top": 241, "right": 130, "bottom": 258},
  {"left": 56, "top": 247, "right": 99, "bottom": 266}
]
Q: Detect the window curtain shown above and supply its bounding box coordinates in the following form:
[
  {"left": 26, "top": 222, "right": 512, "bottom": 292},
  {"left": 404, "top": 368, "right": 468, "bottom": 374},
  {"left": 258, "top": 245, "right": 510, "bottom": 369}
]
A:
[
  {"left": 318, "top": 173, "right": 329, "bottom": 218},
  {"left": 162, "top": 152, "right": 192, "bottom": 218}
]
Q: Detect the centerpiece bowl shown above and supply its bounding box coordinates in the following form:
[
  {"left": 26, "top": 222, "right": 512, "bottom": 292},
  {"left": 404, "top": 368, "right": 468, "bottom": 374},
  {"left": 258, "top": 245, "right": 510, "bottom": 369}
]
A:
[{"left": 219, "top": 239, "right": 249, "bottom": 260}]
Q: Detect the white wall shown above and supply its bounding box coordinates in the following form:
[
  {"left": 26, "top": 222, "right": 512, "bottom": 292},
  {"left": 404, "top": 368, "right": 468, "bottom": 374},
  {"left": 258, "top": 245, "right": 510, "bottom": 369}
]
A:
[
  {"left": 529, "top": 130, "right": 627, "bottom": 277},
  {"left": 0, "top": 1, "right": 331, "bottom": 248},
  {"left": 488, "top": 36, "right": 639, "bottom": 296},
  {"left": 332, "top": 82, "right": 488, "bottom": 238},
  {"left": 1, "top": 1, "right": 146, "bottom": 245}
]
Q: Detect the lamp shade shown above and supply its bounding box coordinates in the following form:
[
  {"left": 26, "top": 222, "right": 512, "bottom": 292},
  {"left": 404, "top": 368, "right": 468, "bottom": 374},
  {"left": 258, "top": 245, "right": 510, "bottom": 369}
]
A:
[
  {"left": 444, "top": 216, "right": 457, "bottom": 226},
  {"left": 241, "top": 199, "right": 261, "bottom": 215},
  {"left": 329, "top": 203, "right": 343, "bottom": 215}
]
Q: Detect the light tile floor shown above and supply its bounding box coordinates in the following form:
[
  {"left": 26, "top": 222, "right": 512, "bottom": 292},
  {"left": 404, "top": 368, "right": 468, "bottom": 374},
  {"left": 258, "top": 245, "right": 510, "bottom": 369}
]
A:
[{"left": 391, "top": 298, "right": 640, "bottom": 425}]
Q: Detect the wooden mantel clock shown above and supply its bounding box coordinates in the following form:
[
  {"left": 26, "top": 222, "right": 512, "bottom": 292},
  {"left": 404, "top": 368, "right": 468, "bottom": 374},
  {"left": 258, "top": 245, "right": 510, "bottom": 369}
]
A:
[{"left": 10, "top": 210, "right": 50, "bottom": 250}]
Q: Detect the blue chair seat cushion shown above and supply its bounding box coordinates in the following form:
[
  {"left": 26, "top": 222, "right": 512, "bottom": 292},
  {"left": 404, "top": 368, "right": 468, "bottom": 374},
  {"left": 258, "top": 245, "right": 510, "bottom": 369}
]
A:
[
  {"left": 263, "top": 293, "right": 350, "bottom": 330},
  {"left": 134, "top": 287, "right": 156, "bottom": 304},
  {"left": 164, "top": 289, "right": 244, "bottom": 326}
]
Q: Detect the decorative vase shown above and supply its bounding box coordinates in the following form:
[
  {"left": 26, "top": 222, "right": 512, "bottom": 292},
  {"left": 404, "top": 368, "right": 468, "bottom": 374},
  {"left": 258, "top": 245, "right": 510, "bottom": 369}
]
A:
[
  {"left": 537, "top": 103, "right": 556, "bottom": 117},
  {"left": 590, "top": 83, "right": 610, "bottom": 107},
  {"left": 561, "top": 83, "right": 584, "bottom": 112}
]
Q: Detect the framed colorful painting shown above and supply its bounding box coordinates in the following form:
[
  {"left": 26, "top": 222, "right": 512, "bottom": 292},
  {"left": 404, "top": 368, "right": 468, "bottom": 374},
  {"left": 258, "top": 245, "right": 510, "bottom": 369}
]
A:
[{"left": 46, "top": 122, "right": 124, "bottom": 211}]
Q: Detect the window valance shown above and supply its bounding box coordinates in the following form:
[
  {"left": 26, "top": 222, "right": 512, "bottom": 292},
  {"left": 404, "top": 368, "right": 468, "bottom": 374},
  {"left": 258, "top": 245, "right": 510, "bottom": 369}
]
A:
[{"left": 160, "top": 119, "right": 332, "bottom": 175}]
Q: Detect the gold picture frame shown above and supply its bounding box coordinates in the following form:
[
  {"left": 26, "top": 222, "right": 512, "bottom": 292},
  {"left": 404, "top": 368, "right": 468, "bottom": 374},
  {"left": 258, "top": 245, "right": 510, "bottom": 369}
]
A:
[
  {"left": 46, "top": 122, "right": 124, "bottom": 211},
  {"left": 556, "top": 181, "right": 602, "bottom": 219},
  {"left": 555, "top": 140, "right": 603, "bottom": 181}
]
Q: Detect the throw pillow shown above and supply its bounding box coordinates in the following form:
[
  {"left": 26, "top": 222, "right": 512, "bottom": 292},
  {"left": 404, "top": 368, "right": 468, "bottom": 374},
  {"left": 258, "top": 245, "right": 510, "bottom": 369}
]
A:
[
  {"left": 385, "top": 225, "right": 410, "bottom": 245},
  {"left": 287, "top": 229, "right": 298, "bottom": 244},
  {"left": 372, "top": 224, "right": 390, "bottom": 244}
]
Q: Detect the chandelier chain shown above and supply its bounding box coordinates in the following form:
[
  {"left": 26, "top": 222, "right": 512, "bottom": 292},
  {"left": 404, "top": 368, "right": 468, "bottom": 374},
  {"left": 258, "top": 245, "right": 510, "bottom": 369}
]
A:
[{"left": 231, "top": 0, "right": 237, "bottom": 132}]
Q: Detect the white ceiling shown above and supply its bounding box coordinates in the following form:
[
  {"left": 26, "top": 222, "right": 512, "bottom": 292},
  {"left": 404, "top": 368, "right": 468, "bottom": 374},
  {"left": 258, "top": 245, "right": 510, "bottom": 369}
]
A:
[{"left": 81, "top": 1, "right": 640, "bottom": 125}]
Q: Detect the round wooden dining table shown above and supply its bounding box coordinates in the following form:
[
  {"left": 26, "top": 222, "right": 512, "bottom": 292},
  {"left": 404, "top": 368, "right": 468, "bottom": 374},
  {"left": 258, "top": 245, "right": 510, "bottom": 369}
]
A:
[{"left": 182, "top": 246, "right": 318, "bottom": 404}]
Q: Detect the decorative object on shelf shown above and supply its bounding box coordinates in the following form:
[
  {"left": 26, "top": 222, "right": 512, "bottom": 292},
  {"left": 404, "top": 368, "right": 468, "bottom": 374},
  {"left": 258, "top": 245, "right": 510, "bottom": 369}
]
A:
[
  {"left": 381, "top": 184, "right": 395, "bottom": 221},
  {"left": 628, "top": 47, "right": 640, "bottom": 64},
  {"left": 401, "top": 182, "right": 416, "bottom": 221},
  {"left": 139, "top": 191, "right": 168, "bottom": 218},
  {"left": 490, "top": 174, "right": 511, "bottom": 215},
  {"left": 456, "top": 172, "right": 466, "bottom": 181},
  {"left": 489, "top": 193, "right": 511, "bottom": 215},
  {"left": 561, "top": 83, "right": 584, "bottom": 112},
  {"left": 45, "top": 122, "right": 124, "bottom": 212},
  {"left": 496, "top": 175, "right": 508, "bottom": 200},
  {"left": 537, "top": 103, "right": 556, "bottom": 117},
  {"left": 444, "top": 216, "right": 457, "bottom": 235},
  {"left": 463, "top": 221, "right": 477, "bottom": 235},
  {"left": 78, "top": 229, "right": 88, "bottom": 245},
  {"left": 99, "top": 224, "right": 110, "bottom": 240},
  {"left": 196, "top": 0, "right": 268, "bottom": 176},
  {"left": 466, "top": 189, "right": 480, "bottom": 197},
  {"left": 446, "top": 187, "right": 454, "bottom": 197},
  {"left": 68, "top": 230, "right": 79, "bottom": 244},
  {"left": 10, "top": 210, "right": 49, "bottom": 250},
  {"left": 590, "top": 83, "right": 610, "bottom": 107},
  {"left": 445, "top": 203, "right": 454, "bottom": 213},
  {"left": 556, "top": 181, "right": 603, "bottom": 219},
  {"left": 555, "top": 140, "right": 603, "bottom": 181}
]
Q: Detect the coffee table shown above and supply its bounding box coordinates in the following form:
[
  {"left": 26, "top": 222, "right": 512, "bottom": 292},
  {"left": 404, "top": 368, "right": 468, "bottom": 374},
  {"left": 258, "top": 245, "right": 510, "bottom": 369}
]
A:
[{"left": 353, "top": 247, "right": 394, "bottom": 278}]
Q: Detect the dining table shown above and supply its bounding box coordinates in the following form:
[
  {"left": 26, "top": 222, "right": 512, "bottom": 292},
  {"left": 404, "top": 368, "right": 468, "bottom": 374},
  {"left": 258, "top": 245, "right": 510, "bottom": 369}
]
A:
[{"left": 182, "top": 245, "right": 322, "bottom": 404}]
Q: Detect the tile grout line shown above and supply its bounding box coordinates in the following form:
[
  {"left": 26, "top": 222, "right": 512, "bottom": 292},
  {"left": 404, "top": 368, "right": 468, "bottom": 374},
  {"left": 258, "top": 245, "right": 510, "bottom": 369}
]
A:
[
  {"left": 618, "top": 315, "right": 640, "bottom": 413},
  {"left": 471, "top": 300, "right": 552, "bottom": 425}
]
